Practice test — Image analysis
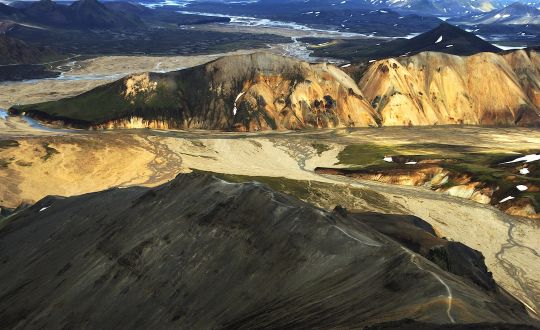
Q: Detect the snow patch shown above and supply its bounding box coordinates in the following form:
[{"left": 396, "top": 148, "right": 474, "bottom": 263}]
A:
[
  {"left": 383, "top": 156, "right": 393, "bottom": 163},
  {"left": 39, "top": 206, "right": 50, "bottom": 212},
  {"left": 405, "top": 161, "right": 417, "bottom": 165},
  {"left": 233, "top": 92, "right": 245, "bottom": 116},
  {"left": 435, "top": 36, "right": 443, "bottom": 43},
  {"left": 501, "top": 154, "right": 540, "bottom": 164},
  {"left": 516, "top": 185, "right": 528, "bottom": 191},
  {"left": 499, "top": 196, "right": 515, "bottom": 203},
  {"left": 519, "top": 168, "right": 530, "bottom": 175}
]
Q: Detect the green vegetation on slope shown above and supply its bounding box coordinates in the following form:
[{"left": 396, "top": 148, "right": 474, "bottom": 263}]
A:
[{"left": 332, "top": 142, "right": 540, "bottom": 214}]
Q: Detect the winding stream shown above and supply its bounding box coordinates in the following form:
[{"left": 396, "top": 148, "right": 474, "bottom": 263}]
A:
[{"left": 0, "top": 108, "right": 77, "bottom": 133}]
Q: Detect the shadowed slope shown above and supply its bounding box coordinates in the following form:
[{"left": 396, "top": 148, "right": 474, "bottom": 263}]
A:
[{"left": 0, "top": 173, "right": 535, "bottom": 329}]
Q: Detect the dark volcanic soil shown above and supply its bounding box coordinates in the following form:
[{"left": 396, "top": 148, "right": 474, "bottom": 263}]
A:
[{"left": 0, "top": 173, "right": 536, "bottom": 329}]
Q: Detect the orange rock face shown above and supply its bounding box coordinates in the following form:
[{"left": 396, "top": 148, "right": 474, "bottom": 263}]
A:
[
  {"left": 12, "top": 51, "right": 540, "bottom": 131},
  {"left": 358, "top": 50, "right": 540, "bottom": 126}
]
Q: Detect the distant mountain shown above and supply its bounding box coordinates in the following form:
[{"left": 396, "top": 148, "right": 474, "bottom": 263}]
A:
[
  {"left": 398, "top": 22, "right": 501, "bottom": 55},
  {"left": 270, "top": 8, "right": 442, "bottom": 37},
  {"left": 68, "top": 0, "right": 144, "bottom": 28},
  {"left": 0, "top": 172, "right": 535, "bottom": 328},
  {"left": 372, "top": 0, "right": 499, "bottom": 15},
  {"left": 0, "top": 0, "right": 144, "bottom": 29},
  {"left": 309, "top": 23, "right": 501, "bottom": 62},
  {"left": 0, "top": 34, "right": 57, "bottom": 64},
  {"left": 451, "top": 2, "right": 540, "bottom": 25},
  {"left": 20, "top": 0, "right": 72, "bottom": 26},
  {"left": 0, "top": 0, "right": 233, "bottom": 30},
  {"left": 0, "top": 2, "right": 20, "bottom": 19},
  {"left": 23, "top": 0, "right": 143, "bottom": 29},
  {"left": 186, "top": 0, "right": 503, "bottom": 16}
]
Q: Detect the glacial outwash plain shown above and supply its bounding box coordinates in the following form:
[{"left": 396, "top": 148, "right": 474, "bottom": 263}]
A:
[{"left": 1, "top": 0, "right": 540, "bottom": 328}]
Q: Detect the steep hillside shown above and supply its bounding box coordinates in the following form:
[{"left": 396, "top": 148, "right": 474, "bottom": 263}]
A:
[
  {"left": 0, "top": 172, "right": 535, "bottom": 328},
  {"left": 358, "top": 49, "right": 540, "bottom": 126},
  {"left": 10, "top": 53, "right": 379, "bottom": 130}
]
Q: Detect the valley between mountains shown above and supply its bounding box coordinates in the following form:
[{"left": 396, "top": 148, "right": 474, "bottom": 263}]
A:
[{"left": 1, "top": 9, "right": 540, "bottom": 327}]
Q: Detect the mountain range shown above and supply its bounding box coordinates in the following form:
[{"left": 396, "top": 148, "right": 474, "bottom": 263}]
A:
[
  {"left": 0, "top": 0, "right": 232, "bottom": 30},
  {"left": 10, "top": 46, "right": 540, "bottom": 129},
  {"left": 451, "top": 2, "right": 540, "bottom": 25},
  {"left": 185, "top": 0, "right": 540, "bottom": 16},
  {"left": 0, "top": 0, "right": 143, "bottom": 29}
]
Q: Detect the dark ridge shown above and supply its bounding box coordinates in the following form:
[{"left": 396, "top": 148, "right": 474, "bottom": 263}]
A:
[
  {"left": 308, "top": 22, "right": 501, "bottom": 62},
  {"left": 0, "top": 172, "right": 535, "bottom": 328}
]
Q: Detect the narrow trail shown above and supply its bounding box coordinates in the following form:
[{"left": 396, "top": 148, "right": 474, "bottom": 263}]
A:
[
  {"left": 402, "top": 247, "right": 456, "bottom": 324},
  {"left": 330, "top": 224, "right": 382, "bottom": 247}
]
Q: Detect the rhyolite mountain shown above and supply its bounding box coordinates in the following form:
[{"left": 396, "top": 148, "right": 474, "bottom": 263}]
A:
[
  {"left": 0, "top": 172, "right": 537, "bottom": 328},
  {"left": 10, "top": 47, "right": 540, "bottom": 129},
  {"left": 10, "top": 52, "right": 380, "bottom": 130},
  {"left": 356, "top": 48, "right": 540, "bottom": 126}
]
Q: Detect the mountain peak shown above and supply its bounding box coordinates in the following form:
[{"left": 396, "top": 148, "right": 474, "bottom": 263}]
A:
[
  {"left": 70, "top": 0, "right": 106, "bottom": 9},
  {"left": 408, "top": 23, "right": 500, "bottom": 55}
]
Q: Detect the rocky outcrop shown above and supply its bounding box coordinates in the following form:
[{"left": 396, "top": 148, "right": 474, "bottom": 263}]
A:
[
  {"left": 347, "top": 211, "right": 497, "bottom": 291},
  {"left": 358, "top": 49, "right": 540, "bottom": 126}
]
